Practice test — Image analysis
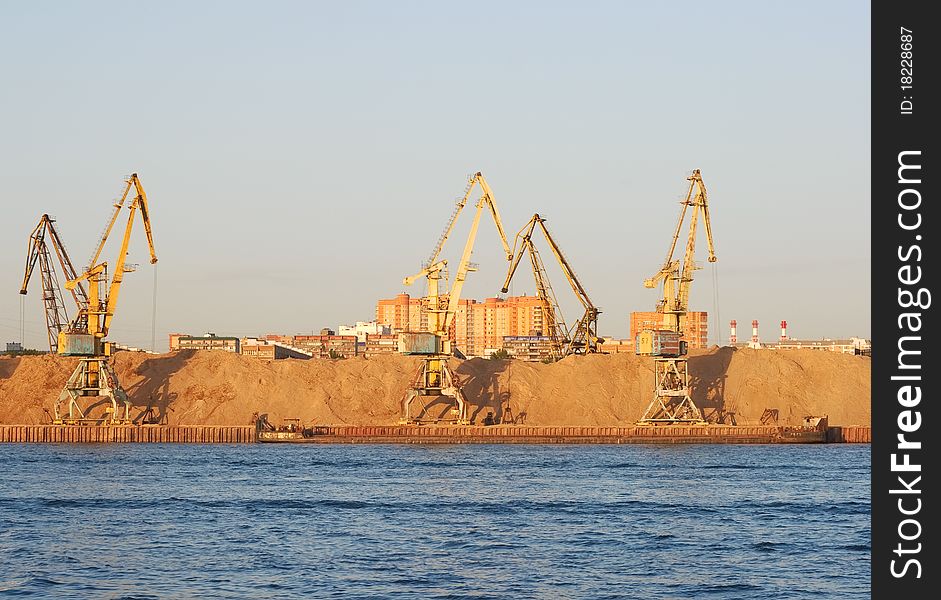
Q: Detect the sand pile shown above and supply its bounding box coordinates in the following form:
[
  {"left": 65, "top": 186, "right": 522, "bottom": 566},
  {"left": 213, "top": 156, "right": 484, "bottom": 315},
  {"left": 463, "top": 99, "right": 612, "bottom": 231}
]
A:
[{"left": 0, "top": 347, "right": 870, "bottom": 426}]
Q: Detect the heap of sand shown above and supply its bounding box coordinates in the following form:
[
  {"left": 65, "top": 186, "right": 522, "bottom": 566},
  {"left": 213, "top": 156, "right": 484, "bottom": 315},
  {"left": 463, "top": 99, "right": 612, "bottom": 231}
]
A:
[{"left": 0, "top": 347, "right": 870, "bottom": 427}]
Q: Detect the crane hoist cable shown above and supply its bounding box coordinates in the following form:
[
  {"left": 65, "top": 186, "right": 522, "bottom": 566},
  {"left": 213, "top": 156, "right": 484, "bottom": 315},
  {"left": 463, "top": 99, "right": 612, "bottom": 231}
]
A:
[
  {"left": 151, "top": 263, "right": 158, "bottom": 352},
  {"left": 711, "top": 263, "right": 721, "bottom": 346}
]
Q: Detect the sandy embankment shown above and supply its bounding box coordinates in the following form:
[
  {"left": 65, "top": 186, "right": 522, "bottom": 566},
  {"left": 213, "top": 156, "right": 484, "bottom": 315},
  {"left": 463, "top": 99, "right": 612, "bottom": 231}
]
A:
[{"left": 0, "top": 347, "right": 870, "bottom": 427}]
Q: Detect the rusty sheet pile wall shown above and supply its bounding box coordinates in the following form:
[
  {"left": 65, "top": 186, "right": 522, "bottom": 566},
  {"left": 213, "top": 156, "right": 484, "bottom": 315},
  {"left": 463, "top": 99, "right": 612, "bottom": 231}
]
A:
[
  {"left": 314, "top": 424, "right": 786, "bottom": 441},
  {"left": 825, "top": 426, "right": 871, "bottom": 443},
  {"left": 260, "top": 424, "right": 866, "bottom": 444},
  {"left": 0, "top": 425, "right": 255, "bottom": 444},
  {"left": 0, "top": 424, "right": 871, "bottom": 444}
]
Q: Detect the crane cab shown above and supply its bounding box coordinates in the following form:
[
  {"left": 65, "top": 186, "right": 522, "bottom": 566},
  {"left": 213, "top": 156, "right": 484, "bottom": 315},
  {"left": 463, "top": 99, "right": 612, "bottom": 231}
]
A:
[{"left": 635, "top": 330, "right": 686, "bottom": 357}]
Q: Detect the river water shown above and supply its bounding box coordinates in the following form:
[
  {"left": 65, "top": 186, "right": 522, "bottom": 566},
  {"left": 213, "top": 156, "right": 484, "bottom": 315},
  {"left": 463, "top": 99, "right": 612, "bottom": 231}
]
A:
[{"left": 0, "top": 444, "right": 870, "bottom": 599}]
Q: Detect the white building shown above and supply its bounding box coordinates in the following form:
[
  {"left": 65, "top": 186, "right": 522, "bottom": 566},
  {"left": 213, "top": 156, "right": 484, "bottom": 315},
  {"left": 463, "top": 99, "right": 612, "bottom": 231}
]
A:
[
  {"left": 773, "top": 337, "right": 871, "bottom": 355},
  {"left": 338, "top": 321, "right": 392, "bottom": 343}
]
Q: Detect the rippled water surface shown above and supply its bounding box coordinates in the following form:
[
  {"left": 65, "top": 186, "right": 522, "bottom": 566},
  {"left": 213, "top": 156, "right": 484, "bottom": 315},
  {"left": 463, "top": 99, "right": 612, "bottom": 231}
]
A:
[{"left": 0, "top": 444, "right": 869, "bottom": 599}]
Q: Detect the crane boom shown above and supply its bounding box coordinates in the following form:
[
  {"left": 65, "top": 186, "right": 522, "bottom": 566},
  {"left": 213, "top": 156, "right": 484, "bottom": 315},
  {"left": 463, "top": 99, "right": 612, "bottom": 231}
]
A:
[
  {"left": 86, "top": 174, "right": 157, "bottom": 270},
  {"left": 20, "top": 218, "right": 69, "bottom": 351},
  {"left": 502, "top": 213, "right": 600, "bottom": 356},
  {"left": 644, "top": 169, "right": 716, "bottom": 334},
  {"left": 19, "top": 214, "right": 90, "bottom": 349},
  {"left": 406, "top": 171, "right": 512, "bottom": 339},
  {"left": 473, "top": 173, "right": 513, "bottom": 262},
  {"left": 502, "top": 216, "right": 568, "bottom": 356},
  {"left": 676, "top": 171, "right": 715, "bottom": 316},
  {"left": 101, "top": 176, "right": 157, "bottom": 335},
  {"left": 425, "top": 172, "right": 513, "bottom": 269},
  {"left": 86, "top": 178, "right": 132, "bottom": 272},
  {"left": 441, "top": 174, "right": 512, "bottom": 333},
  {"left": 441, "top": 199, "right": 484, "bottom": 334},
  {"left": 66, "top": 173, "right": 158, "bottom": 339}
]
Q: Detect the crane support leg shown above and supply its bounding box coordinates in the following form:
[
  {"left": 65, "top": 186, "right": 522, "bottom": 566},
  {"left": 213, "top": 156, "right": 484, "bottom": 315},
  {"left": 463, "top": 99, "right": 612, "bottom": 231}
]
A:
[
  {"left": 400, "top": 356, "right": 469, "bottom": 425},
  {"left": 54, "top": 358, "right": 131, "bottom": 426},
  {"left": 637, "top": 358, "right": 706, "bottom": 424}
]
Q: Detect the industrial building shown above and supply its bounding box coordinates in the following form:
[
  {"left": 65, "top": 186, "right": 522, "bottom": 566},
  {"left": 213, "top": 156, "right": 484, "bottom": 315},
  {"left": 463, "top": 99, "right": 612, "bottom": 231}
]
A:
[
  {"left": 630, "top": 311, "right": 709, "bottom": 349},
  {"left": 175, "top": 333, "right": 240, "bottom": 353},
  {"left": 292, "top": 335, "right": 358, "bottom": 358},
  {"left": 363, "top": 334, "right": 399, "bottom": 357},
  {"left": 167, "top": 333, "right": 186, "bottom": 351},
  {"left": 773, "top": 337, "right": 871, "bottom": 355},
  {"left": 240, "top": 343, "right": 312, "bottom": 360},
  {"left": 171, "top": 331, "right": 359, "bottom": 359},
  {"left": 727, "top": 320, "right": 871, "bottom": 355}
]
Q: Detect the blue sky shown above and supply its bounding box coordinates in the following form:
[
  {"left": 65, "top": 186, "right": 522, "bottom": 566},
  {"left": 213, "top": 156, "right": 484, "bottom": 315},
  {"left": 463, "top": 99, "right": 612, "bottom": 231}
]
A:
[{"left": 0, "top": 1, "right": 870, "bottom": 351}]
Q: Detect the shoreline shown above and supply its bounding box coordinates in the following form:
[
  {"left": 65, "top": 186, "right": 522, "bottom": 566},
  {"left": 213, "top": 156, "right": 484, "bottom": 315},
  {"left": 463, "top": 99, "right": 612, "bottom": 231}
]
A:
[{"left": 0, "top": 424, "right": 871, "bottom": 444}]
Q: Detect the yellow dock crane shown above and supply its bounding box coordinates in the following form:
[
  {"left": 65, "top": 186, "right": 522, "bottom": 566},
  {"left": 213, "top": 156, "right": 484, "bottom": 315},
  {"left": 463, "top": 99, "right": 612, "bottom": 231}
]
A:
[
  {"left": 19, "top": 215, "right": 90, "bottom": 351},
  {"left": 54, "top": 173, "right": 157, "bottom": 425},
  {"left": 501, "top": 213, "right": 601, "bottom": 359},
  {"left": 636, "top": 169, "right": 716, "bottom": 423},
  {"left": 400, "top": 172, "right": 512, "bottom": 424}
]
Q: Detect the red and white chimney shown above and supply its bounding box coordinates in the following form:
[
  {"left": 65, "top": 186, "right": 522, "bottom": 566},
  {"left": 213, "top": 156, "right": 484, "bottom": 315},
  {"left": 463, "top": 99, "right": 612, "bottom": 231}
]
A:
[
  {"left": 749, "top": 320, "right": 761, "bottom": 349},
  {"left": 729, "top": 320, "right": 737, "bottom": 345},
  {"left": 780, "top": 320, "right": 788, "bottom": 343}
]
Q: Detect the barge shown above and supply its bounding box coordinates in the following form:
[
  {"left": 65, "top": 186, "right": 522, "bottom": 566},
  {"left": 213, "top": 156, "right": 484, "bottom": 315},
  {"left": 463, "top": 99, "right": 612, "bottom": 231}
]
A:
[{"left": 256, "top": 423, "right": 840, "bottom": 444}]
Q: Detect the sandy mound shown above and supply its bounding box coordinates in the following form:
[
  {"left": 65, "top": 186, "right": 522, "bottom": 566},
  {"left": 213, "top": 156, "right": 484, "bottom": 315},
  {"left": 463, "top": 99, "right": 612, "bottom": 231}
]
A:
[{"left": 0, "top": 347, "right": 870, "bottom": 426}]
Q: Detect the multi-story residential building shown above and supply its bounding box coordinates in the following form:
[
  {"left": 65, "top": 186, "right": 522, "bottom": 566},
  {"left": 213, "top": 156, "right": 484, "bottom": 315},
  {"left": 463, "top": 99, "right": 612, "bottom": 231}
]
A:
[
  {"left": 501, "top": 335, "right": 555, "bottom": 362},
  {"left": 376, "top": 293, "right": 427, "bottom": 333},
  {"left": 377, "top": 293, "right": 552, "bottom": 357}
]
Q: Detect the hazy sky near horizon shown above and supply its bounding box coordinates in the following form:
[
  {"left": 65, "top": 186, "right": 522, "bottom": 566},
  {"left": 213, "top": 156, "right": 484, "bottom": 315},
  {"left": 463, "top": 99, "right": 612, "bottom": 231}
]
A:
[{"left": 1, "top": 1, "right": 870, "bottom": 352}]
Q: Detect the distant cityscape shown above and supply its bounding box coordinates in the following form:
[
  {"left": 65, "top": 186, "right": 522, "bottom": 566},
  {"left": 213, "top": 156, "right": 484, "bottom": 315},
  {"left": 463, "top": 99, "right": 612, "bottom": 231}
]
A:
[{"left": 151, "top": 293, "right": 871, "bottom": 362}]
